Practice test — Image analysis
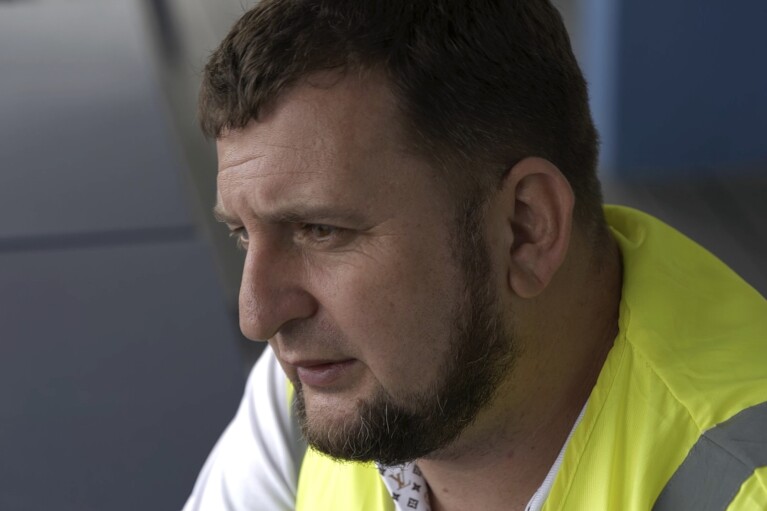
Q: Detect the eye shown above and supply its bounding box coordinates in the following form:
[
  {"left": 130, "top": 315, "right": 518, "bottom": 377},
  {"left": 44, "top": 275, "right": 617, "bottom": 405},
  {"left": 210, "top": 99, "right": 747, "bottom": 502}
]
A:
[
  {"left": 304, "top": 224, "right": 336, "bottom": 239},
  {"left": 295, "top": 223, "right": 345, "bottom": 246},
  {"left": 229, "top": 227, "right": 249, "bottom": 250}
]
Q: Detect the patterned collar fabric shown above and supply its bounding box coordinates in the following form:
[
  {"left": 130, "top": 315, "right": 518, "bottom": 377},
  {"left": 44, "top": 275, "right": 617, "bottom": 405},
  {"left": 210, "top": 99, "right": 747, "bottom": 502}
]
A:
[
  {"left": 376, "top": 404, "right": 586, "bottom": 511},
  {"left": 377, "top": 463, "right": 431, "bottom": 511}
]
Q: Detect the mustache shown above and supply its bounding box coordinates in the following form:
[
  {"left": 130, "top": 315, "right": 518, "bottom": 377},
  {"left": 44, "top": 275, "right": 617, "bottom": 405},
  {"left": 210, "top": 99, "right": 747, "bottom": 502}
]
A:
[{"left": 270, "top": 316, "right": 351, "bottom": 354}]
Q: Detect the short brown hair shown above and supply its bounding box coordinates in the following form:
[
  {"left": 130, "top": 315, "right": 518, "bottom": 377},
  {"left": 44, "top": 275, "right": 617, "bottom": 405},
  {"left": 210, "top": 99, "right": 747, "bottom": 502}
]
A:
[{"left": 200, "top": 0, "right": 604, "bottom": 228}]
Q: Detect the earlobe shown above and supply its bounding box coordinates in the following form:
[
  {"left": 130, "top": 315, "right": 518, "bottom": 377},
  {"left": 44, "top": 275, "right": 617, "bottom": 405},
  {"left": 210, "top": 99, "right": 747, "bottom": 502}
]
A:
[{"left": 500, "top": 158, "right": 574, "bottom": 299}]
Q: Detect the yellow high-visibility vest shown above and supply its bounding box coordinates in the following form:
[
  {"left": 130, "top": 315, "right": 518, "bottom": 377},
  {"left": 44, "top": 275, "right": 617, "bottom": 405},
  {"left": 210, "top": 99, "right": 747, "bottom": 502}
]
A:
[{"left": 295, "top": 206, "right": 767, "bottom": 511}]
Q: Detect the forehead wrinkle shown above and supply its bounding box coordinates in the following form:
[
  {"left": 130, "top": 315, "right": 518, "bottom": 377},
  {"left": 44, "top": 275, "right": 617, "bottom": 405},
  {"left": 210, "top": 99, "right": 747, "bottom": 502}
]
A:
[
  {"left": 218, "top": 147, "right": 327, "bottom": 186},
  {"left": 218, "top": 127, "right": 318, "bottom": 171},
  {"left": 219, "top": 136, "right": 332, "bottom": 176},
  {"left": 217, "top": 157, "right": 352, "bottom": 226}
]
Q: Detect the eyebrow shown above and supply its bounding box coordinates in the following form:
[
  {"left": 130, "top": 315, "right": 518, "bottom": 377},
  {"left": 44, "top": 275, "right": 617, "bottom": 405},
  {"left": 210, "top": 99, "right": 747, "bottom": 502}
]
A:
[
  {"left": 212, "top": 203, "right": 238, "bottom": 224},
  {"left": 212, "top": 202, "right": 367, "bottom": 226}
]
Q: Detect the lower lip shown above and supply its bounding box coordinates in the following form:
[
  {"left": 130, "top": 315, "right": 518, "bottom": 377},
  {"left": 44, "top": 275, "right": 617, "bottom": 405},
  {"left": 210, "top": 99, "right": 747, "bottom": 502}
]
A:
[{"left": 296, "top": 360, "right": 357, "bottom": 388}]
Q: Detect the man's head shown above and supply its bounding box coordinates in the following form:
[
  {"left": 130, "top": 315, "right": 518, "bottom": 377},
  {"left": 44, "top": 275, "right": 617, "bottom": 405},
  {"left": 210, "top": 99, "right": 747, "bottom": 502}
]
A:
[
  {"left": 206, "top": 0, "right": 608, "bottom": 464},
  {"left": 201, "top": 0, "right": 602, "bottom": 228}
]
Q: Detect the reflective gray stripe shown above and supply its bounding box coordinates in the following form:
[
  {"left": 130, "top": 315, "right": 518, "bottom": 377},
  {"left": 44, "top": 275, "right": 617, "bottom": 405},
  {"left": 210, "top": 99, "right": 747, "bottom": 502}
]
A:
[{"left": 653, "top": 401, "right": 767, "bottom": 511}]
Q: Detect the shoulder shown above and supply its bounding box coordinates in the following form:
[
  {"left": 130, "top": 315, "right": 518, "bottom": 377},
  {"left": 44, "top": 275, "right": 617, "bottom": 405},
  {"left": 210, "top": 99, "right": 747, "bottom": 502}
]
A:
[
  {"left": 182, "top": 347, "right": 306, "bottom": 511},
  {"left": 606, "top": 205, "right": 767, "bottom": 428},
  {"left": 545, "top": 206, "right": 767, "bottom": 510}
]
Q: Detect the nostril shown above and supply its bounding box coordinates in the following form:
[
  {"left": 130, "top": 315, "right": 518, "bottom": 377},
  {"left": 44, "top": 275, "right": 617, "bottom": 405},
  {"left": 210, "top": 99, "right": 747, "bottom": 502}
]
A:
[{"left": 239, "top": 285, "right": 318, "bottom": 342}]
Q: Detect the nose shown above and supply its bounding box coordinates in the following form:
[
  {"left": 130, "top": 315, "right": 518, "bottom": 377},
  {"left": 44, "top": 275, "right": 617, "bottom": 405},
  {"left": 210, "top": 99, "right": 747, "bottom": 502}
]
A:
[{"left": 238, "top": 242, "right": 318, "bottom": 341}]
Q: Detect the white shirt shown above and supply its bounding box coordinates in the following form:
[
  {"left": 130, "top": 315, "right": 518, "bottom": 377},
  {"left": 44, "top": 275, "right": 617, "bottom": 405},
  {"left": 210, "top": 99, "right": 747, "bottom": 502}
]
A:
[{"left": 182, "top": 348, "right": 582, "bottom": 511}]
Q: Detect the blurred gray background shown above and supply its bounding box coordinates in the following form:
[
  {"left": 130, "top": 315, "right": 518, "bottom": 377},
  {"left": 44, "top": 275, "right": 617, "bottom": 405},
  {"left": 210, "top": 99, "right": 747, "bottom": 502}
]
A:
[{"left": 0, "top": 0, "right": 764, "bottom": 509}]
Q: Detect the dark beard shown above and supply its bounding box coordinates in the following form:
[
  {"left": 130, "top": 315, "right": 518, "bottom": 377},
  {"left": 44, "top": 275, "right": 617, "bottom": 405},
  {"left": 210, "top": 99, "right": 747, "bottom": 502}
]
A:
[{"left": 294, "top": 201, "right": 518, "bottom": 466}]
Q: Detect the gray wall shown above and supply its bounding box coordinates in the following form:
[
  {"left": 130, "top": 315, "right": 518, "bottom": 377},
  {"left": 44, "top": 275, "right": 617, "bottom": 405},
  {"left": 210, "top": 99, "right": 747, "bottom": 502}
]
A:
[{"left": 0, "top": 2, "right": 246, "bottom": 509}]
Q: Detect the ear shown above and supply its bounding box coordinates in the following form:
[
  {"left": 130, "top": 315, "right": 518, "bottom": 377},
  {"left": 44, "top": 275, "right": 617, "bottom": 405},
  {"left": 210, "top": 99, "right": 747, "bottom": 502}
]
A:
[{"left": 491, "top": 157, "right": 574, "bottom": 299}]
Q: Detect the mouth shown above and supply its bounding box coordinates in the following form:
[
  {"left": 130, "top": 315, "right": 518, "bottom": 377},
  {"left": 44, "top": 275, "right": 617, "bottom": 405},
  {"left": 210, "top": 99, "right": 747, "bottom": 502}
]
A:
[{"left": 288, "top": 359, "right": 358, "bottom": 388}]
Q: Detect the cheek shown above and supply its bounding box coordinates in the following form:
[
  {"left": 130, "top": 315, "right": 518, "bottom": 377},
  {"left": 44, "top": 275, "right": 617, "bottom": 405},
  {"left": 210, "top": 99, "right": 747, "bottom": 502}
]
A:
[{"left": 314, "top": 242, "right": 463, "bottom": 388}]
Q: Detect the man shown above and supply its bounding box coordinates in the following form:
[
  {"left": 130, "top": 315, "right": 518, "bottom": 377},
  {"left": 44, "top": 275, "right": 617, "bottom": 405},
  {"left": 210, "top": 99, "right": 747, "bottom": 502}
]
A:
[{"left": 183, "top": 1, "right": 767, "bottom": 510}]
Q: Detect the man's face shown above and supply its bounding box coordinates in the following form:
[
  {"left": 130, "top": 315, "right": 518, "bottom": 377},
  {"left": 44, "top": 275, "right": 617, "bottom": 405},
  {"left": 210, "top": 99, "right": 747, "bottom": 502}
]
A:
[{"left": 215, "top": 74, "right": 515, "bottom": 464}]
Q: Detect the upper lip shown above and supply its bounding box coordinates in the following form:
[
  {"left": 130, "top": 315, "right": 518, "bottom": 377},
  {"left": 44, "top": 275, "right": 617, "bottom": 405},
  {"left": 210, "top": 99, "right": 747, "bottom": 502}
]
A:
[{"left": 284, "top": 358, "right": 353, "bottom": 368}]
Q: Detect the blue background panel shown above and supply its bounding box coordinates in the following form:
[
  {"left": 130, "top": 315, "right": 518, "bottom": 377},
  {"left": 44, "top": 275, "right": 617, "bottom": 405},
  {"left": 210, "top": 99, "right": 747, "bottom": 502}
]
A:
[{"left": 615, "top": 0, "right": 767, "bottom": 176}]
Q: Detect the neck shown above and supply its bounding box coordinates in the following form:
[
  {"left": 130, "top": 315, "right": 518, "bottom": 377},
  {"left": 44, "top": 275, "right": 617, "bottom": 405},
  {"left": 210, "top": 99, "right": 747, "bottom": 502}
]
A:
[{"left": 418, "top": 233, "right": 623, "bottom": 511}]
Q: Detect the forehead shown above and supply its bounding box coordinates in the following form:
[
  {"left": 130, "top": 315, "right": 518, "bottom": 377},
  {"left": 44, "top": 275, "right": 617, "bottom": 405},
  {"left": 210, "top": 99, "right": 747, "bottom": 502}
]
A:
[
  {"left": 215, "top": 72, "right": 446, "bottom": 217},
  {"left": 217, "top": 72, "right": 404, "bottom": 173}
]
